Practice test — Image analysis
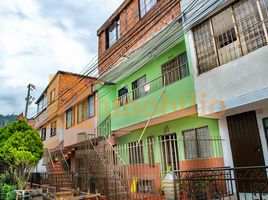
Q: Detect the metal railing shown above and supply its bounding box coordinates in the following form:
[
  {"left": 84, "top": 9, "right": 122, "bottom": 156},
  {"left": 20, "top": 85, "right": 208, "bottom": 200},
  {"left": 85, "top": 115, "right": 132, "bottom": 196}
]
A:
[
  {"left": 36, "top": 135, "right": 268, "bottom": 199},
  {"left": 112, "top": 64, "right": 189, "bottom": 110},
  {"left": 55, "top": 136, "right": 224, "bottom": 199},
  {"left": 36, "top": 166, "right": 268, "bottom": 200},
  {"left": 173, "top": 166, "right": 268, "bottom": 200},
  {"left": 97, "top": 115, "right": 111, "bottom": 137}
]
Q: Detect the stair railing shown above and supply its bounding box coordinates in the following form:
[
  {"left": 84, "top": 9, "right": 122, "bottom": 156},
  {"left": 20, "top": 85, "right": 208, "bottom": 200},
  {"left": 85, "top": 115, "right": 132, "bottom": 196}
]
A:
[
  {"left": 47, "top": 148, "right": 55, "bottom": 170},
  {"left": 95, "top": 116, "right": 130, "bottom": 198},
  {"left": 60, "top": 148, "right": 70, "bottom": 172}
]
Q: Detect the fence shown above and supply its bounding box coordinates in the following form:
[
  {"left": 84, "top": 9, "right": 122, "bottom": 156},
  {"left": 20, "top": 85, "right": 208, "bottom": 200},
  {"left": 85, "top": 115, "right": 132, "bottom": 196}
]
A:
[
  {"left": 37, "top": 166, "right": 268, "bottom": 200},
  {"left": 37, "top": 135, "right": 268, "bottom": 199}
]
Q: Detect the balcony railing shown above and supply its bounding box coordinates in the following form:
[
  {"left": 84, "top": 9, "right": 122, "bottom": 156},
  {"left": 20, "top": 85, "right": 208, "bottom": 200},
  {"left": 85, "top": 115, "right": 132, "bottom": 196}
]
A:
[{"left": 112, "top": 63, "right": 189, "bottom": 110}]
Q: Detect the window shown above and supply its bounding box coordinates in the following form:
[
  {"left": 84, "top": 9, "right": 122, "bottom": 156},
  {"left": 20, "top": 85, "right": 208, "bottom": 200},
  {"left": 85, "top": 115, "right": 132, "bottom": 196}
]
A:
[
  {"left": 77, "top": 96, "right": 94, "bottom": 123},
  {"left": 159, "top": 134, "right": 179, "bottom": 172},
  {"left": 50, "top": 89, "right": 55, "bottom": 103},
  {"left": 217, "top": 28, "right": 237, "bottom": 48},
  {"left": 194, "top": 20, "right": 218, "bottom": 73},
  {"left": 50, "top": 121, "right": 57, "bottom": 137},
  {"left": 118, "top": 86, "right": 128, "bottom": 107},
  {"left": 106, "top": 18, "right": 120, "bottom": 49},
  {"left": 66, "top": 109, "right": 74, "bottom": 128},
  {"left": 211, "top": 7, "right": 240, "bottom": 65},
  {"left": 37, "top": 96, "right": 48, "bottom": 114},
  {"left": 139, "top": 0, "right": 157, "bottom": 18},
  {"left": 78, "top": 98, "right": 88, "bottom": 123},
  {"left": 147, "top": 137, "right": 155, "bottom": 167},
  {"left": 132, "top": 76, "right": 146, "bottom": 100},
  {"left": 37, "top": 103, "right": 40, "bottom": 114},
  {"left": 162, "top": 52, "right": 189, "bottom": 86},
  {"left": 233, "top": 0, "right": 267, "bottom": 54},
  {"left": 137, "top": 180, "right": 153, "bottom": 193},
  {"left": 88, "top": 95, "right": 95, "bottom": 117},
  {"left": 129, "top": 141, "right": 144, "bottom": 164},
  {"left": 183, "top": 127, "right": 213, "bottom": 159},
  {"left": 263, "top": 118, "right": 268, "bottom": 145},
  {"left": 41, "top": 128, "right": 46, "bottom": 141},
  {"left": 260, "top": 0, "right": 268, "bottom": 30},
  {"left": 194, "top": 0, "right": 268, "bottom": 74}
]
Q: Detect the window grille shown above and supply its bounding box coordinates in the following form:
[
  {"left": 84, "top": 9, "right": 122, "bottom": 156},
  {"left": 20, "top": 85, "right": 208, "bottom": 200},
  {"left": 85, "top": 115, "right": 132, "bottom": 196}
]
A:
[
  {"left": 183, "top": 127, "right": 213, "bottom": 159},
  {"left": 194, "top": 0, "right": 268, "bottom": 74}
]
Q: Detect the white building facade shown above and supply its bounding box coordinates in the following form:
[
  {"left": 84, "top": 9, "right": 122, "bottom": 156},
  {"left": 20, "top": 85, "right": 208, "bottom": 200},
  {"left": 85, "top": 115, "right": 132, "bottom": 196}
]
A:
[{"left": 182, "top": 0, "right": 268, "bottom": 198}]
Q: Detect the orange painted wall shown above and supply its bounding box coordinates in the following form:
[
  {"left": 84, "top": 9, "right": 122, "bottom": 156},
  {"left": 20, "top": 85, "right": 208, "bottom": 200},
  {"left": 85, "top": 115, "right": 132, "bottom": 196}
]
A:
[{"left": 35, "top": 72, "right": 99, "bottom": 151}]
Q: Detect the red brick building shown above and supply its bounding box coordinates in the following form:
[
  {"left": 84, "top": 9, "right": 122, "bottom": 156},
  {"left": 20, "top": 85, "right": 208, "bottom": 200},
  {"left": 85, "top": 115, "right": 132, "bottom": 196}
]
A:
[{"left": 97, "top": 0, "right": 180, "bottom": 75}]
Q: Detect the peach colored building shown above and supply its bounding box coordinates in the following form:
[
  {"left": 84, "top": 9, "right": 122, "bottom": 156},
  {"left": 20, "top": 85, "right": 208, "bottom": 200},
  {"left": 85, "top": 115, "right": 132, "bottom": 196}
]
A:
[{"left": 34, "top": 71, "right": 100, "bottom": 172}]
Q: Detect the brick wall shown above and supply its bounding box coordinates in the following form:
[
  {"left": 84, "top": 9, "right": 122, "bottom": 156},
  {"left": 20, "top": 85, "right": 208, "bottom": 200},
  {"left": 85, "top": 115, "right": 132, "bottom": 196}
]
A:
[{"left": 98, "top": 0, "right": 180, "bottom": 75}]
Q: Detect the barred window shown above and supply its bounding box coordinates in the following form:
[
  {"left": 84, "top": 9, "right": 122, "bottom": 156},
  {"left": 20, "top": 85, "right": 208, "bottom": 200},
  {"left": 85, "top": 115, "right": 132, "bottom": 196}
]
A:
[
  {"left": 194, "top": 20, "right": 218, "bottom": 73},
  {"left": 183, "top": 127, "right": 213, "bottom": 159},
  {"left": 137, "top": 180, "right": 153, "bottom": 193},
  {"left": 233, "top": 0, "right": 267, "bottom": 54},
  {"left": 162, "top": 52, "right": 189, "bottom": 86},
  {"left": 129, "top": 141, "right": 144, "bottom": 164},
  {"left": 194, "top": 0, "right": 268, "bottom": 74},
  {"left": 260, "top": 0, "right": 268, "bottom": 29},
  {"left": 212, "top": 7, "right": 240, "bottom": 65}
]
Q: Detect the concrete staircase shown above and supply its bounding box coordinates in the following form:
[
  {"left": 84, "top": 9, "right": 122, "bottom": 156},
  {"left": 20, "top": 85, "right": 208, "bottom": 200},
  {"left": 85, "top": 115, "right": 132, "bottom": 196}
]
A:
[
  {"left": 80, "top": 138, "right": 130, "bottom": 200},
  {"left": 45, "top": 156, "right": 73, "bottom": 189}
]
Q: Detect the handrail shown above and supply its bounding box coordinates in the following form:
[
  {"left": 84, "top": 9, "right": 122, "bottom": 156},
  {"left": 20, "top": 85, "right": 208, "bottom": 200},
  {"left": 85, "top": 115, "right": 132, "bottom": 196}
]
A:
[
  {"left": 47, "top": 149, "right": 55, "bottom": 170},
  {"left": 174, "top": 165, "right": 268, "bottom": 173},
  {"left": 60, "top": 148, "right": 70, "bottom": 172},
  {"left": 112, "top": 63, "right": 189, "bottom": 109},
  {"left": 87, "top": 135, "right": 107, "bottom": 168}
]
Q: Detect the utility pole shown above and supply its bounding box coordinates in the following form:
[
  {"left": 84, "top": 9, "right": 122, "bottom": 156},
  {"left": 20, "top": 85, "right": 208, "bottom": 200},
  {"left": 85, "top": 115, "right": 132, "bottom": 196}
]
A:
[{"left": 24, "top": 84, "right": 36, "bottom": 119}]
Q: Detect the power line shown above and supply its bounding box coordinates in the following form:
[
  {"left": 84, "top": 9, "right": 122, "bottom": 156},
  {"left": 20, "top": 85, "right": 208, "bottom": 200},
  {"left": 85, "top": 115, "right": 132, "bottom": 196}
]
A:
[
  {"left": 30, "top": 0, "right": 219, "bottom": 124},
  {"left": 30, "top": 0, "right": 205, "bottom": 121},
  {"left": 30, "top": 0, "right": 181, "bottom": 119}
]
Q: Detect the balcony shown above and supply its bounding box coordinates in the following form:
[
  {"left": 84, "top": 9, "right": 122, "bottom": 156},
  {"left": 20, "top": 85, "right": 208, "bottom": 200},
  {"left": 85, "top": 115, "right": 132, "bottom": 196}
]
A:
[
  {"left": 112, "top": 64, "right": 190, "bottom": 109},
  {"left": 110, "top": 65, "right": 196, "bottom": 131}
]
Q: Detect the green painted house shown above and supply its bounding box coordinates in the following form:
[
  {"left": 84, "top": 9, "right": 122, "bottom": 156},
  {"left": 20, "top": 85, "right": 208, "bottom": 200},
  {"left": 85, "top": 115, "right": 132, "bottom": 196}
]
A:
[{"left": 95, "top": 2, "right": 224, "bottom": 180}]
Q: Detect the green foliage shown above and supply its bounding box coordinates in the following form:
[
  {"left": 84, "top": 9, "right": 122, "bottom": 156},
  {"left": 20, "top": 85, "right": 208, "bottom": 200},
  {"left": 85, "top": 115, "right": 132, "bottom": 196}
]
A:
[
  {"left": 0, "top": 172, "right": 13, "bottom": 185},
  {"left": 0, "top": 119, "right": 33, "bottom": 147},
  {"left": 1, "top": 184, "right": 16, "bottom": 200},
  {"left": 0, "top": 119, "right": 44, "bottom": 190},
  {"left": 0, "top": 172, "right": 16, "bottom": 200},
  {"left": 1, "top": 130, "right": 43, "bottom": 166}
]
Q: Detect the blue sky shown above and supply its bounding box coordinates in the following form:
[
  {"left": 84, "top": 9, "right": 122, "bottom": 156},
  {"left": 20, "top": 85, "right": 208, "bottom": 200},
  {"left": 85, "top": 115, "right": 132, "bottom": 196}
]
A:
[{"left": 0, "top": 0, "right": 123, "bottom": 116}]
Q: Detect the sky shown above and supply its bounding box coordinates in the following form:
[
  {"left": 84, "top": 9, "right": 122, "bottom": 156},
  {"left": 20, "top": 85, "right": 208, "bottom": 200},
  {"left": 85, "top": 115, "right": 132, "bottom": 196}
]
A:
[{"left": 0, "top": 0, "right": 123, "bottom": 117}]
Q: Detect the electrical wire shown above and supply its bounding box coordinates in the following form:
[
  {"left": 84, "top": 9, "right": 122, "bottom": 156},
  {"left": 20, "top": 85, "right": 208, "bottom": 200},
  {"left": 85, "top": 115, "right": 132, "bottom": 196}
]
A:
[{"left": 30, "top": 0, "right": 220, "bottom": 125}]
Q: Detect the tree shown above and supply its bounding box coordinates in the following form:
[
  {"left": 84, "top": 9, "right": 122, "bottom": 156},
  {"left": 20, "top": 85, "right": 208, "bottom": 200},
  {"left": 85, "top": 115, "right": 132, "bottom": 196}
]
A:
[{"left": 0, "top": 120, "right": 44, "bottom": 190}]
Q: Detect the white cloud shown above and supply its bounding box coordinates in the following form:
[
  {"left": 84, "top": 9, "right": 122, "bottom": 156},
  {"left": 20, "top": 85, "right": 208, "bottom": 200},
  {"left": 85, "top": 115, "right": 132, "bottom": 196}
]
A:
[{"left": 0, "top": 0, "right": 124, "bottom": 116}]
